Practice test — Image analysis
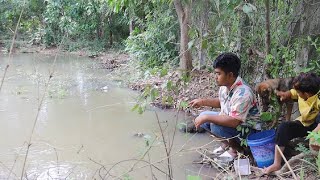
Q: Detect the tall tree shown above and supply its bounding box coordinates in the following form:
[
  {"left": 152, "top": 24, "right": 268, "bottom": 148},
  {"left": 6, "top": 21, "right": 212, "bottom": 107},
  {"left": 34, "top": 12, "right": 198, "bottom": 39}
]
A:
[
  {"left": 264, "top": 0, "right": 271, "bottom": 79},
  {"left": 174, "top": 0, "right": 193, "bottom": 71},
  {"left": 198, "top": 0, "right": 209, "bottom": 69}
]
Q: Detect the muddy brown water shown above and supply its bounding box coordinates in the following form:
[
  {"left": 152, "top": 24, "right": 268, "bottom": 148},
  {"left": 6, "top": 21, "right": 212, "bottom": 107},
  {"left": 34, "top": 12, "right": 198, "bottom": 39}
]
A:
[{"left": 0, "top": 54, "right": 218, "bottom": 179}]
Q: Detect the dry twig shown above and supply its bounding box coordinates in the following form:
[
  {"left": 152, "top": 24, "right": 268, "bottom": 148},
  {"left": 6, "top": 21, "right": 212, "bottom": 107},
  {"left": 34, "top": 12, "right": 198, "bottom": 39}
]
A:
[{"left": 276, "top": 145, "right": 298, "bottom": 180}]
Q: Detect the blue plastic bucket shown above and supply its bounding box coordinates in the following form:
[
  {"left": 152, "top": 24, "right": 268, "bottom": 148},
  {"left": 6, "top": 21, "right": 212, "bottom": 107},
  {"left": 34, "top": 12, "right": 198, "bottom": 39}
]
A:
[{"left": 247, "top": 129, "right": 276, "bottom": 168}]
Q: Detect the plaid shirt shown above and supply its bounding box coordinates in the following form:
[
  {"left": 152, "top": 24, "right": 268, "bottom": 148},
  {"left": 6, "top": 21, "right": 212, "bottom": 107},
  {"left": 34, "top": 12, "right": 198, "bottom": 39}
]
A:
[{"left": 219, "top": 77, "right": 259, "bottom": 122}]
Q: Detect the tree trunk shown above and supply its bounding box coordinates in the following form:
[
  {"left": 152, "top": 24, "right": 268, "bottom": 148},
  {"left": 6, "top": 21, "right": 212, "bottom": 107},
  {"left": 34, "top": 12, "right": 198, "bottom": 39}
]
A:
[
  {"left": 265, "top": 0, "right": 271, "bottom": 55},
  {"left": 108, "top": 15, "right": 113, "bottom": 46},
  {"left": 198, "top": 0, "right": 209, "bottom": 69},
  {"left": 174, "top": 0, "right": 193, "bottom": 71},
  {"left": 264, "top": 0, "right": 271, "bottom": 79},
  {"left": 91, "top": 0, "right": 103, "bottom": 39},
  {"left": 109, "top": 30, "right": 113, "bottom": 46},
  {"left": 129, "top": 18, "right": 135, "bottom": 34},
  {"left": 288, "top": 0, "right": 320, "bottom": 71}
]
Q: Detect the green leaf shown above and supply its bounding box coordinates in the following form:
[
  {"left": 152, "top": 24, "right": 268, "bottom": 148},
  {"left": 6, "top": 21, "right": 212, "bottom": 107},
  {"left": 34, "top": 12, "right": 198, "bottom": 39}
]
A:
[
  {"left": 138, "top": 106, "right": 144, "bottom": 114},
  {"left": 143, "top": 85, "right": 151, "bottom": 97},
  {"left": 306, "top": 131, "right": 315, "bottom": 140},
  {"left": 188, "top": 39, "right": 195, "bottom": 50},
  {"left": 243, "top": 3, "right": 256, "bottom": 14},
  {"left": 236, "top": 125, "right": 242, "bottom": 131},
  {"left": 162, "top": 96, "right": 167, "bottom": 104},
  {"left": 160, "top": 68, "right": 168, "bottom": 77},
  {"left": 187, "top": 175, "right": 202, "bottom": 180},
  {"left": 307, "top": 36, "right": 312, "bottom": 42},
  {"left": 299, "top": 163, "right": 304, "bottom": 180},
  {"left": 150, "top": 88, "right": 159, "bottom": 101},
  {"left": 166, "top": 80, "right": 173, "bottom": 91},
  {"left": 243, "top": 140, "right": 248, "bottom": 146},
  {"left": 215, "top": 21, "right": 223, "bottom": 33},
  {"left": 266, "top": 54, "right": 274, "bottom": 63},
  {"left": 301, "top": 67, "right": 313, "bottom": 73},
  {"left": 131, "top": 104, "right": 139, "bottom": 112},
  {"left": 214, "top": 0, "right": 220, "bottom": 12},
  {"left": 150, "top": 68, "right": 158, "bottom": 75},
  {"left": 247, "top": 3, "right": 257, "bottom": 11},
  {"left": 242, "top": 4, "right": 252, "bottom": 14},
  {"left": 179, "top": 101, "right": 188, "bottom": 109},
  {"left": 167, "top": 96, "right": 174, "bottom": 105},
  {"left": 201, "top": 39, "right": 208, "bottom": 49},
  {"left": 260, "top": 112, "right": 273, "bottom": 122},
  {"left": 181, "top": 73, "right": 191, "bottom": 83},
  {"left": 245, "top": 127, "right": 249, "bottom": 133}
]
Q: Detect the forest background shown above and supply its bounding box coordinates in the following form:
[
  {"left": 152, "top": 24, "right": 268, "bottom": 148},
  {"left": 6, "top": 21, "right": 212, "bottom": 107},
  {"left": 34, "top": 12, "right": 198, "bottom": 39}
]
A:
[{"left": 1, "top": 0, "right": 320, "bottom": 179}]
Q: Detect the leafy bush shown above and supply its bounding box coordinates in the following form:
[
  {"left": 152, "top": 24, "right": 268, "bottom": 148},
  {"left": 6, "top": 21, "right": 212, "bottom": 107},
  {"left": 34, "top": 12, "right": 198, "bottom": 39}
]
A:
[
  {"left": 301, "top": 37, "right": 320, "bottom": 76},
  {"left": 125, "top": 4, "right": 178, "bottom": 69}
]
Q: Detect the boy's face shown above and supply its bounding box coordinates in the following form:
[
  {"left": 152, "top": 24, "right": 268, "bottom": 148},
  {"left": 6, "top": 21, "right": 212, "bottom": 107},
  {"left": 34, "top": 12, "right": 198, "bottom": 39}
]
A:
[{"left": 214, "top": 68, "right": 233, "bottom": 86}]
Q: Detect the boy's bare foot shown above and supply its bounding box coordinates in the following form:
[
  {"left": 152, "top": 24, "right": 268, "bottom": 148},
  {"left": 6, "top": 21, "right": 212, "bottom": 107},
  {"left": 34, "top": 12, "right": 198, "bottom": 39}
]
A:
[{"left": 263, "top": 163, "right": 281, "bottom": 174}]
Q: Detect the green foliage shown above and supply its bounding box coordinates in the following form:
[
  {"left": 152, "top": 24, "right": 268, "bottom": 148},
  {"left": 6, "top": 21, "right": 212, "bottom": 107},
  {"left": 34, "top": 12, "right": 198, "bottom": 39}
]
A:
[
  {"left": 307, "top": 131, "right": 320, "bottom": 175},
  {"left": 300, "top": 163, "right": 305, "bottom": 180},
  {"left": 0, "top": 0, "right": 129, "bottom": 51},
  {"left": 43, "top": 0, "right": 129, "bottom": 47},
  {"left": 260, "top": 112, "right": 273, "bottom": 122},
  {"left": 187, "top": 175, "right": 202, "bottom": 180},
  {"left": 179, "top": 101, "right": 188, "bottom": 110},
  {"left": 202, "top": 0, "right": 242, "bottom": 60},
  {"left": 264, "top": 1, "right": 300, "bottom": 78},
  {"left": 0, "top": 0, "right": 45, "bottom": 40},
  {"left": 295, "top": 143, "right": 311, "bottom": 155},
  {"left": 301, "top": 37, "right": 320, "bottom": 76},
  {"left": 131, "top": 67, "right": 190, "bottom": 114},
  {"left": 307, "top": 131, "right": 320, "bottom": 143},
  {"left": 125, "top": 4, "right": 178, "bottom": 69},
  {"left": 122, "top": 174, "right": 133, "bottom": 180},
  {"left": 241, "top": 1, "right": 300, "bottom": 80},
  {"left": 260, "top": 93, "right": 281, "bottom": 128},
  {"left": 236, "top": 125, "right": 250, "bottom": 147},
  {"left": 237, "top": 92, "right": 281, "bottom": 146},
  {"left": 242, "top": 3, "right": 257, "bottom": 17}
]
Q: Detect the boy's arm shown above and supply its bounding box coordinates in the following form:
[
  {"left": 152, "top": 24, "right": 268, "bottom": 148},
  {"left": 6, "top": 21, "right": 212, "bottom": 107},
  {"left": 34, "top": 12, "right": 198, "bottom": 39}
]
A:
[{"left": 189, "top": 98, "right": 220, "bottom": 108}]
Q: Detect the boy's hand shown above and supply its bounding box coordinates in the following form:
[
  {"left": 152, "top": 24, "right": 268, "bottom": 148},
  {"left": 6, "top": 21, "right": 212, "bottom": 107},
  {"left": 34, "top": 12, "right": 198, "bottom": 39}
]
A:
[
  {"left": 189, "top": 99, "right": 203, "bottom": 108},
  {"left": 275, "top": 90, "right": 290, "bottom": 101},
  {"left": 193, "top": 115, "right": 207, "bottom": 129}
]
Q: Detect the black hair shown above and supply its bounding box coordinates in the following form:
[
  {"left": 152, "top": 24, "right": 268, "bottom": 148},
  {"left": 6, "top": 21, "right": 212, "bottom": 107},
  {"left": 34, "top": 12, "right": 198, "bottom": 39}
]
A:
[
  {"left": 213, "top": 52, "right": 241, "bottom": 77},
  {"left": 293, "top": 72, "right": 320, "bottom": 95}
]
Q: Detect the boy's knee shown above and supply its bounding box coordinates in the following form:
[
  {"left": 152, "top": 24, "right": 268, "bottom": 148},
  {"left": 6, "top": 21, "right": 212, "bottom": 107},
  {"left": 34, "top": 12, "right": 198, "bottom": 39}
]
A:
[
  {"left": 199, "top": 111, "right": 219, "bottom": 116},
  {"left": 200, "top": 122, "right": 211, "bottom": 131},
  {"left": 210, "top": 123, "right": 239, "bottom": 139},
  {"left": 278, "top": 121, "right": 291, "bottom": 131}
]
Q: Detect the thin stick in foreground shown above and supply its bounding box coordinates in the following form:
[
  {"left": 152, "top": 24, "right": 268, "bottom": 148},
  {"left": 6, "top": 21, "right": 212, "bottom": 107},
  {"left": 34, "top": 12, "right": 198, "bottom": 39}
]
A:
[{"left": 276, "top": 145, "right": 298, "bottom": 180}]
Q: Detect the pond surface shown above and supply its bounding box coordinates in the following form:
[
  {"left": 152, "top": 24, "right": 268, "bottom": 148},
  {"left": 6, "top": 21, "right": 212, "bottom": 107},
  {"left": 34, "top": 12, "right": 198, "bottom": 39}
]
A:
[{"left": 0, "top": 53, "right": 217, "bottom": 179}]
